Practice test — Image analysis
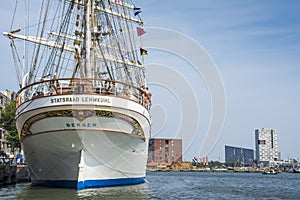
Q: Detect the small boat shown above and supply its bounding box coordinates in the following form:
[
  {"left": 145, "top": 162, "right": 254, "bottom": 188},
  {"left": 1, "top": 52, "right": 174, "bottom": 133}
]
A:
[
  {"left": 292, "top": 168, "right": 300, "bottom": 173},
  {"left": 262, "top": 168, "right": 278, "bottom": 175}
]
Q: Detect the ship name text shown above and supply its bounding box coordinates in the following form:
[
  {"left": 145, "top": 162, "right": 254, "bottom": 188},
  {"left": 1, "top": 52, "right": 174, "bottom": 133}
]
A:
[
  {"left": 66, "top": 122, "right": 97, "bottom": 128},
  {"left": 50, "top": 96, "right": 111, "bottom": 104}
]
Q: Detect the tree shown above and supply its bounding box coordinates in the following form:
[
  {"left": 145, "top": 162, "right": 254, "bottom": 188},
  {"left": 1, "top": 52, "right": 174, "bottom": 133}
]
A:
[{"left": 0, "top": 101, "right": 20, "bottom": 150}]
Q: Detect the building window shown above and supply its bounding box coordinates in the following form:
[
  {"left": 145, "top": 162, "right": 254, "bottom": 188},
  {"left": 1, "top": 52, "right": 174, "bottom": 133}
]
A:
[{"left": 258, "top": 140, "right": 266, "bottom": 145}]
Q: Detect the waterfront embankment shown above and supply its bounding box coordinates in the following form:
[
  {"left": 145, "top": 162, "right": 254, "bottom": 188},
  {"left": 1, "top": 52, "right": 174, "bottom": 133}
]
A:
[{"left": 0, "top": 158, "right": 30, "bottom": 186}]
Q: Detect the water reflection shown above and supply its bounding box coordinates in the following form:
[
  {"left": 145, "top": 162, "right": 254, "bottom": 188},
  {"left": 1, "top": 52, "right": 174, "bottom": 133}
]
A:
[
  {"left": 5, "top": 172, "right": 300, "bottom": 199},
  {"left": 14, "top": 182, "right": 150, "bottom": 200},
  {"left": 16, "top": 184, "right": 77, "bottom": 200},
  {"left": 77, "top": 183, "right": 150, "bottom": 199}
]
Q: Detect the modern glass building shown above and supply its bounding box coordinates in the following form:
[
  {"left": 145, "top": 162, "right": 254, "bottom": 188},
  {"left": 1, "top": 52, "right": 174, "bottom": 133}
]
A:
[{"left": 225, "top": 145, "right": 254, "bottom": 166}]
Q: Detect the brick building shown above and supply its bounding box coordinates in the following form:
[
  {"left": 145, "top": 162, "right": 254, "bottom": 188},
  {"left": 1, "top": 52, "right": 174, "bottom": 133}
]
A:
[{"left": 148, "top": 138, "right": 182, "bottom": 164}]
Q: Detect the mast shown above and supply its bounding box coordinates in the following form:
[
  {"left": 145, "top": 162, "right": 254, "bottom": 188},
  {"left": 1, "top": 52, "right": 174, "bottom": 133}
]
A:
[
  {"left": 84, "top": 0, "right": 92, "bottom": 78},
  {"left": 4, "top": 0, "right": 147, "bottom": 87}
]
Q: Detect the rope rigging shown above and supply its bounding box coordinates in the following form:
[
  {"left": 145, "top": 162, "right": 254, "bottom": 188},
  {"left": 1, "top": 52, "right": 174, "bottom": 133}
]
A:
[{"left": 6, "top": 0, "right": 147, "bottom": 89}]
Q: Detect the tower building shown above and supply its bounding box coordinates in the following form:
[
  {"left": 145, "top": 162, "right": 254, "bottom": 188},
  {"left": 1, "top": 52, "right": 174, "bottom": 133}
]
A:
[{"left": 255, "top": 128, "right": 279, "bottom": 166}]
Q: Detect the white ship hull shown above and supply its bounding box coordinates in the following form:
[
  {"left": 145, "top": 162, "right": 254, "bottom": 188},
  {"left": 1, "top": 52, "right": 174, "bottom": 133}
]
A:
[
  {"left": 16, "top": 94, "right": 150, "bottom": 189},
  {"left": 6, "top": 0, "right": 151, "bottom": 190}
]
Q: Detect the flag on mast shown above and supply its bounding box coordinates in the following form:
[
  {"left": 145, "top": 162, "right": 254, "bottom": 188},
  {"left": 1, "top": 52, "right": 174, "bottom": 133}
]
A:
[
  {"left": 134, "top": 8, "right": 142, "bottom": 16},
  {"left": 194, "top": 157, "right": 198, "bottom": 162},
  {"left": 134, "top": 10, "right": 142, "bottom": 16},
  {"left": 137, "top": 27, "right": 145, "bottom": 36},
  {"left": 140, "top": 48, "right": 148, "bottom": 56}
]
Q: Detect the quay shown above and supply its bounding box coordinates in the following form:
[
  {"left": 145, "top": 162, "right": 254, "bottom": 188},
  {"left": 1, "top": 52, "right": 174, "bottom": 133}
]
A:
[
  {"left": 147, "top": 168, "right": 262, "bottom": 173},
  {"left": 146, "top": 161, "right": 300, "bottom": 173},
  {"left": 0, "top": 158, "right": 16, "bottom": 185},
  {"left": 0, "top": 158, "right": 30, "bottom": 186}
]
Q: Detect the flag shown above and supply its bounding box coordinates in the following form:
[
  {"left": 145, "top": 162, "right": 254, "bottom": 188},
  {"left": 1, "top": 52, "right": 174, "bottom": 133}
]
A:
[
  {"left": 137, "top": 27, "right": 145, "bottom": 36},
  {"left": 134, "top": 7, "right": 141, "bottom": 11},
  {"left": 194, "top": 157, "right": 198, "bottom": 162},
  {"left": 140, "top": 48, "right": 148, "bottom": 56},
  {"left": 192, "top": 158, "right": 197, "bottom": 163},
  {"left": 134, "top": 10, "right": 142, "bottom": 16},
  {"left": 120, "top": 28, "right": 125, "bottom": 33}
]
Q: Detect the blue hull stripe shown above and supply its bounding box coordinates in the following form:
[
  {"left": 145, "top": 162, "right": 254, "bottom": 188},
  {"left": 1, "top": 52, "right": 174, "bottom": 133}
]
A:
[
  {"left": 32, "top": 177, "right": 145, "bottom": 190},
  {"left": 77, "top": 177, "right": 145, "bottom": 190}
]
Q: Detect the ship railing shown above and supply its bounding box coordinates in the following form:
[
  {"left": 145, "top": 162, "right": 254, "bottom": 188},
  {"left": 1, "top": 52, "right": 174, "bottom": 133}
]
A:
[{"left": 16, "top": 78, "right": 151, "bottom": 109}]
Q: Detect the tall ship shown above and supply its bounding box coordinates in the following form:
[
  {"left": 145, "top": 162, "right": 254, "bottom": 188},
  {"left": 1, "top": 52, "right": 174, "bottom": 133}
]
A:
[{"left": 3, "top": 0, "right": 151, "bottom": 189}]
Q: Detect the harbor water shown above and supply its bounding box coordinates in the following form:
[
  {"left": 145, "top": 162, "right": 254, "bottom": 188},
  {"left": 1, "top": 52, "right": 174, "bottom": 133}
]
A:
[{"left": 1, "top": 172, "right": 300, "bottom": 199}]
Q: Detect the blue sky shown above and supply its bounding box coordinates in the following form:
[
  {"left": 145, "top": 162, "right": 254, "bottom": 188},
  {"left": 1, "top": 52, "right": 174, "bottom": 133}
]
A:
[
  {"left": 1, "top": 1, "right": 300, "bottom": 161},
  {"left": 137, "top": 0, "right": 300, "bottom": 161}
]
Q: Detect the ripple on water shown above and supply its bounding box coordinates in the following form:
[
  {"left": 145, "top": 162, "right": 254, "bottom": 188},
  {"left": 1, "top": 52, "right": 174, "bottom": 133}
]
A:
[{"left": 1, "top": 172, "right": 300, "bottom": 199}]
